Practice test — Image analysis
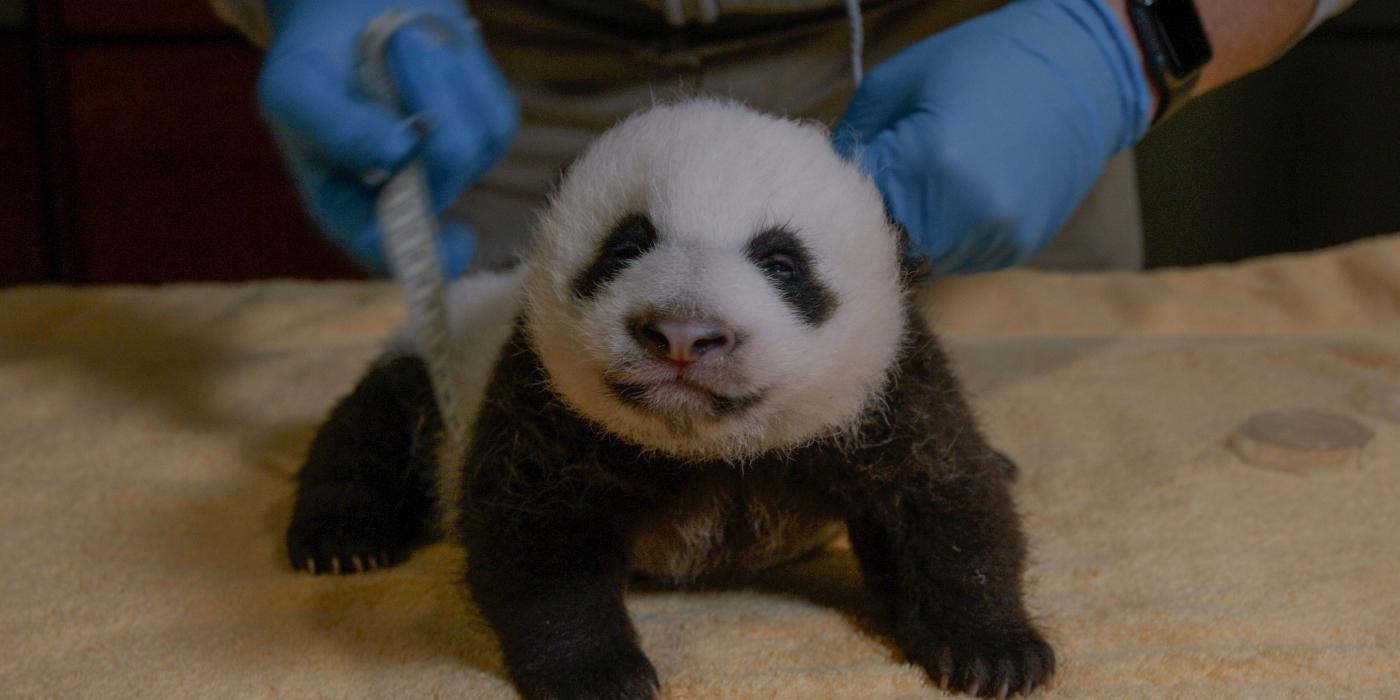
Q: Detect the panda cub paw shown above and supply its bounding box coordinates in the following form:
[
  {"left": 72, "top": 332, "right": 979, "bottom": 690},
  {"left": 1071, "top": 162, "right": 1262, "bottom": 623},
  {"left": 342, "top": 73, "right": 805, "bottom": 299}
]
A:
[
  {"left": 285, "top": 482, "right": 417, "bottom": 575},
  {"left": 513, "top": 646, "right": 660, "bottom": 700},
  {"left": 910, "top": 625, "right": 1055, "bottom": 698}
]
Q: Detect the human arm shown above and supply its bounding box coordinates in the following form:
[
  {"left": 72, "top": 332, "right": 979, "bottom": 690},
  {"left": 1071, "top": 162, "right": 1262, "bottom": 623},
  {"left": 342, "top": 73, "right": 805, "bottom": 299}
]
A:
[
  {"left": 1112, "top": 0, "right": 1357, "bottom": 113},
  {"left": 836, "top": 0, "right": 1357, "bottom": 274}
]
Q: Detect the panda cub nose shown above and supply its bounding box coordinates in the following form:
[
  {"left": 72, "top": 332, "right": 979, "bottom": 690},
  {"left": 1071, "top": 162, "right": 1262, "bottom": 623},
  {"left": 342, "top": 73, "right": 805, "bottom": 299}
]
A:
[{"left": 631, "top": 315, "right": 735, "bottom": 365}]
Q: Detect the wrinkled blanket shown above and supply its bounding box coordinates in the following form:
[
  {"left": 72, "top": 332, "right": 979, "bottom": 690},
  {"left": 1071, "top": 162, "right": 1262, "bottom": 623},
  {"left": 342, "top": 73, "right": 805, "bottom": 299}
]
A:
[{"left": 4, "top": 236, "right": 1400, "bottom": 699}]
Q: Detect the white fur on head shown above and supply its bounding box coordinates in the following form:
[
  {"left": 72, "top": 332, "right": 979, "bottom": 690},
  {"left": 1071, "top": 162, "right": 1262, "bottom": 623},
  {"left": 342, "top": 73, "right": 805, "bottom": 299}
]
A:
[{"left": 524, "top": 99, "right": 907, "bottom": 461}]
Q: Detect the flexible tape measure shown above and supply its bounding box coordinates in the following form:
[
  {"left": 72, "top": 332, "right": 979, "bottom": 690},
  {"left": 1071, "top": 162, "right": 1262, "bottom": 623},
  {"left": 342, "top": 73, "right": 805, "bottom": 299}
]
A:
[{"left": 357, "top": 12, "right": 468, "bottom": 459}]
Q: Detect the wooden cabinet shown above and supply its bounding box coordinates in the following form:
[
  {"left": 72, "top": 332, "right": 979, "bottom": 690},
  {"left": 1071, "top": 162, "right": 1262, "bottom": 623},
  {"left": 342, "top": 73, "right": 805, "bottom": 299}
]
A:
[
  {"left": 10, "top": 0, "right": 363, "bottom": 284},
  {"left": 57, "top": 0, "right": 232, "bottom": 35},
  {"left": 0, "top": 38, "right": 46, "bottom": 284},
  {"left": 64, "top": 42, "right": 362, "bottom": 282}
]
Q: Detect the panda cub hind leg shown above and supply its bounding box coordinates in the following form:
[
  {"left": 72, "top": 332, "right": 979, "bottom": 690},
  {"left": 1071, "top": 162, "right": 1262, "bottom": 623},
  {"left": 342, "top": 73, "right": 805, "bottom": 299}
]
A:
[{"left": 286, "top": 354, "right": 443, "bottom": 575}]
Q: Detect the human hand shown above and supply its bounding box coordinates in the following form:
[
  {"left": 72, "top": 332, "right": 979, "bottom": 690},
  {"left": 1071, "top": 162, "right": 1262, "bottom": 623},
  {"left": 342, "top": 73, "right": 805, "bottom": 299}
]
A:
[
  {"left": 835, "top": 0, "right": 1153, "bottom": 274},
  {"left": 259, "top": 0, "right": 518, "bottom": 275}
]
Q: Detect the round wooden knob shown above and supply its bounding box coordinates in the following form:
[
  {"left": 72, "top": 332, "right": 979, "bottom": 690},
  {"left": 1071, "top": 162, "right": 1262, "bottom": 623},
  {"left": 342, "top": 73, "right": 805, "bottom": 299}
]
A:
[{"left": 1229, "top": 409, "right": 1373, "bottom": 475}]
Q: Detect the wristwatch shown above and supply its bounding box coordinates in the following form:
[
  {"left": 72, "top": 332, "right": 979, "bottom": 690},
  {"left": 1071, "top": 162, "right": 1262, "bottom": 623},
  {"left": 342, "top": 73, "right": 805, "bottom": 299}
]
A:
[{"left": 1126, "top": 0, "right": 1213, "bottom": 124}]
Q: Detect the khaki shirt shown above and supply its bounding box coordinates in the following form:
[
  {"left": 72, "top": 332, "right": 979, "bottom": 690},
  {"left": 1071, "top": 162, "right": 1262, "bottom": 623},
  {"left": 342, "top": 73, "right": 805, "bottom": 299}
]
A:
[{"left": 211, "top": 0, "right": 1352, "bottom": 272}]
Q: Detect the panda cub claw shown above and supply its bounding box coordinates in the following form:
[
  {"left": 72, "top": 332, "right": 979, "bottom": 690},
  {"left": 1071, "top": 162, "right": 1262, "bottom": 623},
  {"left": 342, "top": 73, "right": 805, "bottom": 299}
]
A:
[
  {"left": 911, "top": 626, "right": 1055, "bottom": 698},
  {"left": 285, "top": 482, "right": 416, "bottom": 575}
]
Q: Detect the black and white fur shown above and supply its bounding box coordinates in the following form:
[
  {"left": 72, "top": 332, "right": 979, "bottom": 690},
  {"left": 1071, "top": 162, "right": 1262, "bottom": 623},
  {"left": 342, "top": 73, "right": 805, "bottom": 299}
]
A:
[{"left": 286, "top": 100, "right": 1054, "bottom": 699}]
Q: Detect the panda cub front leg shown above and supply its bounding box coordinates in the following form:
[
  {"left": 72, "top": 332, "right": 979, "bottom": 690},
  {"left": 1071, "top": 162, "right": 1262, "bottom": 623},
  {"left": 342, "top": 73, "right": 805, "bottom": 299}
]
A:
[
  {"left": 286, "top": 354, "right": 443, "bottom": 575},
  {"left": 465, "top": 507, "right": 660, "bottom": 700},
  {"left": 843, "top": 457, "right": 1055, "bottom": 698}
]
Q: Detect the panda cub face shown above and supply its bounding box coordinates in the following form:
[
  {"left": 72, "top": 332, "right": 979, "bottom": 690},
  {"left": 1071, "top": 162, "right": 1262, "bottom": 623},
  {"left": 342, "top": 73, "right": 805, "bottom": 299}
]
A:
[{"left": 523, "top": 100, "right": 908, "bottom": 461}]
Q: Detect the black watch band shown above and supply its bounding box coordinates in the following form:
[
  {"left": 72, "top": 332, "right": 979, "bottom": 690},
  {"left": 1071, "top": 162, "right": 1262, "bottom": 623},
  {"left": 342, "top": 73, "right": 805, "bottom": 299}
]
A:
[{"left": 1127, "top": 0, "right": 1213, "bottom": 124}]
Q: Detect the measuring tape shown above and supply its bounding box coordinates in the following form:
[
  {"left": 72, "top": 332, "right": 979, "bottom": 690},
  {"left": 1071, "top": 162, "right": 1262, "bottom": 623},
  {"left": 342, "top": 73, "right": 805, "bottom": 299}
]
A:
[{"left": 357, "top": 12, "right": 469, "bottom": 460}]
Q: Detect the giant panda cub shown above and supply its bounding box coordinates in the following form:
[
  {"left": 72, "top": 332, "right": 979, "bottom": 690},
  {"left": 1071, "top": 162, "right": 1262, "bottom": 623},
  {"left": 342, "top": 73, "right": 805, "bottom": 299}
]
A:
[{"left": 286, "top": 99, "right": 1055, "bottom": 699}]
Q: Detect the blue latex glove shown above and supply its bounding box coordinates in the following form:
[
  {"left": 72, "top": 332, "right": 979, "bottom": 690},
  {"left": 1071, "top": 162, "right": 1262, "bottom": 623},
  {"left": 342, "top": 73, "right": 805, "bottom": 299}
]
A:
[
  {"left": 258, "top": 0, "right": 518, "bottom": 276},
  {"left": 835, "top": 0, "right": 1154, "bottom": 274}
]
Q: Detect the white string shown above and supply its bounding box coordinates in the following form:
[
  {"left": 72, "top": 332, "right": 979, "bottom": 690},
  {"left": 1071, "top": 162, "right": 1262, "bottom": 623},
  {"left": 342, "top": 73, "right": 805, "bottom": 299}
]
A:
[
  {"left": 844, "top": 0, "right": 865, "bottom": 86},
  {"left": 662, "top": 0, "right": 686, "bottom": 26},
  {"left": 697, "top": 0, "right": 720, "bottom": 24}
]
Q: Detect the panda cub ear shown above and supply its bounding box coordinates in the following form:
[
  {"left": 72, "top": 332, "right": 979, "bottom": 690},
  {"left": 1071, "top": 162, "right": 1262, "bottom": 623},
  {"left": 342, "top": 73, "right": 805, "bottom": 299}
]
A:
[{"left": 886, "top": 218, "right": 934, "bottom": 287}]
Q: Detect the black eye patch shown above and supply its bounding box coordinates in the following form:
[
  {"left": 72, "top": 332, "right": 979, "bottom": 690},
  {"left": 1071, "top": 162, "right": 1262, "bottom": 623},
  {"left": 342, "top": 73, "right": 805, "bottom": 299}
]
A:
[
  {"left": 571, "top": 214, "right": 659, "bottom": 300},
  {"left": 745, "top": 226, "right": 836, "bottom": 327}
]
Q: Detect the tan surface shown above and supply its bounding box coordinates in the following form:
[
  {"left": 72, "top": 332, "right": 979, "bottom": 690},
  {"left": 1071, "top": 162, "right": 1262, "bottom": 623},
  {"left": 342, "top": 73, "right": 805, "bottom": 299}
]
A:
[{"left": 4, "top": 236, "right": 1400, "bottom": 698}]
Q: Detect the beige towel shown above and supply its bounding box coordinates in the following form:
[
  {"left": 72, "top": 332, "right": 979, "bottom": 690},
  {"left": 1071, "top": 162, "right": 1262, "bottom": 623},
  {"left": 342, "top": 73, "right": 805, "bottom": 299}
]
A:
[{"left": 4, "top": 236, "right": 1400, "bottom": 698}]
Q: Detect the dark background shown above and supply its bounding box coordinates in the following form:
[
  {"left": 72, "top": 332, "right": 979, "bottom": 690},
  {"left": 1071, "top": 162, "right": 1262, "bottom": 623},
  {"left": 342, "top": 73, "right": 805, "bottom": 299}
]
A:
[
  {"left": 2, "top": 0, "right": 1398, "bottom": 285},
  {"left": 1137, "top": 0, "right": 1400, "bottom": 267}
]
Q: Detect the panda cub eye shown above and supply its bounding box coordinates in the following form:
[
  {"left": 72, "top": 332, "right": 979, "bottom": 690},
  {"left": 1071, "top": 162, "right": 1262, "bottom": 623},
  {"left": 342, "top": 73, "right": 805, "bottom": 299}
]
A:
[
  {"left": 745, "top": 226, "right": 837, "bottom": 327},
  {"left": 603, "top": 219, "right": 654, "bottom": 261},
  {"left": 571, "top": 213, "right": 659, "bottom": 300},
  {"left": 758, "top": 253, "right": 798, "bottom": 281},
  {"left": 607, "top": 240, "right": 647, "bottom": 260}
]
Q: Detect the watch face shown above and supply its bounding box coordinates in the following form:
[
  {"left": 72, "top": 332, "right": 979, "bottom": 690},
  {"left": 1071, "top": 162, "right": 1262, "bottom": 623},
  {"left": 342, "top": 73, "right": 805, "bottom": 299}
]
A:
[{"left": 1149, "top": 0, "right": 1213, "bottom": 76}]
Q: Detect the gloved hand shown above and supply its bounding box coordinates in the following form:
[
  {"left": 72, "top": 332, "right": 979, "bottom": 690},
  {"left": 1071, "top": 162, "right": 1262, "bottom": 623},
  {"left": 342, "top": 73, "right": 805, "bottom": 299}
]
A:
[
  {"left": 835, "top": 0, "right": 1154, "bottom": 274},
  {"left": 258, "top": 0, "right": 518, "bottom": 276}
]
